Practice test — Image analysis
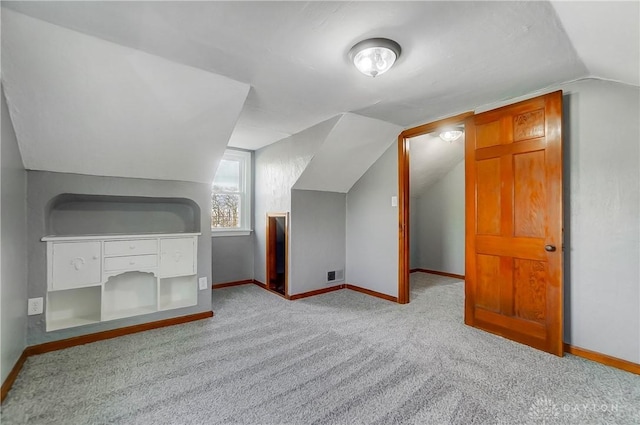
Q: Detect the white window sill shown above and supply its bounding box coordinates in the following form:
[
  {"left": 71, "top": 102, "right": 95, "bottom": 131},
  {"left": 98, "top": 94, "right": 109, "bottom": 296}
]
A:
[{"left": 211, "top": 229, "right": 253, "bottom": 237}]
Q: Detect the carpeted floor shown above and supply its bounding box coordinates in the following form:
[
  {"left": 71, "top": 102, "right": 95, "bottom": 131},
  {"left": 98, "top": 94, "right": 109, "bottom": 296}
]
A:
[{"left": 2, "top": 272, "right": 639, "bottom": 424}]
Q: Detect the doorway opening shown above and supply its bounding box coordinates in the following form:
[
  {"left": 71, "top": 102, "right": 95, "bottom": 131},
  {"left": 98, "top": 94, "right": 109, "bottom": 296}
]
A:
[
  {"left": 398, "top": 112, "right": 473, "bottom": 304},
  {"left": 407, "top": 126, "right": 467, "bottom": 284},
  {"left": 266, "top": 212, "right": 288, "bottom": 296}
]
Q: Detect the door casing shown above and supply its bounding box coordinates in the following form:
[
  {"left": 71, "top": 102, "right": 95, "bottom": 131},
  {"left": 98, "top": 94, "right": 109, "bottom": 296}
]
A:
[{"left": 266, "top": 212, "right": 289, "bottom": 297}]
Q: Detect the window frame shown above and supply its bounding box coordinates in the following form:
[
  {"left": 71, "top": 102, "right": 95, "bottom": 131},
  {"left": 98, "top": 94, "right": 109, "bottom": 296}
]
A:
[{"left": 211, "top": 149, "right": 252, "bottom": 237}]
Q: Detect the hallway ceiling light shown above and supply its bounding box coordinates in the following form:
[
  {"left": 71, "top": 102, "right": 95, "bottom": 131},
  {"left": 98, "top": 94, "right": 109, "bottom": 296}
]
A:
[
  {"left": 439, "top": 129, "right": 464, "bottom": 143},
  {"left": 349, "top": 38, "right": 401, "bottom": 77}
]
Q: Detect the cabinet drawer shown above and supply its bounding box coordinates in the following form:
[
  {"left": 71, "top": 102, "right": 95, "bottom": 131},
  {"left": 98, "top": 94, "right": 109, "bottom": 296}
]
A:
[
  {"left": 104, "top": 254, "right": 157, "bottom": 272},
  {"left": 52, "top": 242, "right": 102, "bottom": 290},
  {"left": 104, "top": 239, "right": 157, "bottom": 256}
]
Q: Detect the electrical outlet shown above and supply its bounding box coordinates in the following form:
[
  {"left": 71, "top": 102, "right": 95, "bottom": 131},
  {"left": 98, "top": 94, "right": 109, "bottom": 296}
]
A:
[
  {"left": 198, "top": 277, "right": 208, "bottom": 290},
  {"left": 28, "top": 297, "right": 44, "bottom": 315}
]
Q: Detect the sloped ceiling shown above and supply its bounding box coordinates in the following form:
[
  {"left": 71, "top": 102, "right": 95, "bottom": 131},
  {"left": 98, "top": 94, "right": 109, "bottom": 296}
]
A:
[
  {"left": 294, "top": 113, "right": 402, "bottom": 193},
  {"left": 409, "top": 132, "right": 464, "bottom": 197},
  {"left": 1, "top": 2, "right": 637, "bottom": 186},
  {"left": 2, "top": 1, "right": 597, "bottom": 153},
  {"left": 551, "top": 1, "right": 639, "bottom": 86},
  {"left": 1, "top": 9, "right": 249, "bottom": 183}
]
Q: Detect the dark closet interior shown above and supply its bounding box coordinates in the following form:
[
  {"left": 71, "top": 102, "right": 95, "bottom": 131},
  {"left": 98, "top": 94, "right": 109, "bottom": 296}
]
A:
[{"left": 267, "top": 214, "right": 287, "bottom": 296}]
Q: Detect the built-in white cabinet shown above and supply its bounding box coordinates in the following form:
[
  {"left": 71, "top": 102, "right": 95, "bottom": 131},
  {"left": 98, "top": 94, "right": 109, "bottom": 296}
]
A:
[
  {"left": 42, "top": 233, "right": 200, "bottom": 331},
  {"left": 51, "top": 241, "right": 102, "bottom": 290},
  {"left": 160, "top": 238, "right": 196, "bottom": 277}
]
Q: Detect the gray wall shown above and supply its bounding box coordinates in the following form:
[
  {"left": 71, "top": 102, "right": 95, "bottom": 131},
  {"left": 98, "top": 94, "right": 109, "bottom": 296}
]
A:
[
  {"left": 559, "top": 79, "right": 639, "bottom": 363},
  {"left": 1, "top": 86, "right": 28, "bottom": 383},
  {"left": 27, "top": 171, "right": 213, "bottom": 345},
  {"left": 345, "top": 144, "right": 398, "bottom": 297},
  {"left": 290, "top": 190, "right": 346, "bottom": 295},
  {"left": 211, "top": 235, "right": 254, "bottom": 284},
  {"left": 253, "top": 117, "right": 339, "bottom": 285},
  {"left": 411, "top": 160, "right": 465, "bottom": 275},
  {"left": 409, "top": 197, "right": 419, "bottom": 270},
  {"left": 48, "top": 195, "right": 199, "bottom": 235}
]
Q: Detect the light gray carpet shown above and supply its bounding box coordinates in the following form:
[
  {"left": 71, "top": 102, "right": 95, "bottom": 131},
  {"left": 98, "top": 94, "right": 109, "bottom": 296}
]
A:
[{"left": 2, "top": 272, "right": 639, "bottom": 424}]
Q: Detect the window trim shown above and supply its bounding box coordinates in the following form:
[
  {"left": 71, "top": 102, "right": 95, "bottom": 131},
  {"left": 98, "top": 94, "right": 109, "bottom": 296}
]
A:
[
  {"left": 211, "top": 149, "right": 252, "bottom": 234},
  {"left": 210, "top": 229, "right": 252, "bottom": 238}
]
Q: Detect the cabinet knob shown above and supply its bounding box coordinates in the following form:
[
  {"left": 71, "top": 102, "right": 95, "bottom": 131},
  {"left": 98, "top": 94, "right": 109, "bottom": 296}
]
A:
[
  {"left": 129, "top": 245, "right": 136, "bottom": 249},
  {"left": 129, "top": 260, "right": 136, "bottom": 265}
]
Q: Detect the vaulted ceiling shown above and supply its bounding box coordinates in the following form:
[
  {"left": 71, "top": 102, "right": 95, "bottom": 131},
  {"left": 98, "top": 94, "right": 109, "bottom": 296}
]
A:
[{"left": 1, "top": 1, "right": 638, "bottom": 184}]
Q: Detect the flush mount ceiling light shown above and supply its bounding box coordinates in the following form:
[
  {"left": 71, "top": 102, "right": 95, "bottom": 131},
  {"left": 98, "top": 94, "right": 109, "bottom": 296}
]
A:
[
  {"left": 439, "top": 128, "right": 464, "bottom": 143},
  {"left": 349, "top": 38, "right": 401, "bottom": 77}
]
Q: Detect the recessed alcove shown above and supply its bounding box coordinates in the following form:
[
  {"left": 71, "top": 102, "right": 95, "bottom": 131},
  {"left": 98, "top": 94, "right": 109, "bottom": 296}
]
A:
[
  {"left": 46, "top": 194, "right": 200, "bottom": 236},
  {"left": 103, "top": 271, "right": 158, "bottom": 321}
]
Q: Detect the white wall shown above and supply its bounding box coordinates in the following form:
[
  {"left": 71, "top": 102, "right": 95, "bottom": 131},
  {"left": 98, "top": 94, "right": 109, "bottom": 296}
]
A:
[
  {"left": 346, "top": 144, "right": 398, "bottom": 297},
  {"left": 253, "top": 117, "right": 339, "bottom": 284},
  {"left": 412, "top": 160, "right": 465, "bottom": 275},
  {"left": 290, "top": 190, "right": 345, "bottom": 295},
  {"left": 1, "top": 86, "right": 28, "bottom": 383}
]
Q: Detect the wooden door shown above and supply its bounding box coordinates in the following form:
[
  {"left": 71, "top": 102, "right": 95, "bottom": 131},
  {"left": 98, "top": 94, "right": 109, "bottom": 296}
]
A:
[
  {"left": 465, "top": 91, "right": 563, "bottom": 356},
  {"left": 267, "top": 216, "right": 278, "bottom": 289}
]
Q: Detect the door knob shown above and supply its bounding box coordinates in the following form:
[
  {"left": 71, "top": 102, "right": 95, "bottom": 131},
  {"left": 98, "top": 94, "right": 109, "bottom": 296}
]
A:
[{"left": 544, "top": 245, "right": 556, "bottom": 252}]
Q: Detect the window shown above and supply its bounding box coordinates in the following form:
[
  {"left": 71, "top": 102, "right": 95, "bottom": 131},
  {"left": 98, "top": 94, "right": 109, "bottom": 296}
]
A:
[{"left": 211, "top": 150, "right": 251, "bottom": 235}]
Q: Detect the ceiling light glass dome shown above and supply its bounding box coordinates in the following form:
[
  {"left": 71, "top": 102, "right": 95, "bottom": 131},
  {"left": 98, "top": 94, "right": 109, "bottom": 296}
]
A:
[{"left": 349, "top": 38, "right": 401, "bottom": 78}]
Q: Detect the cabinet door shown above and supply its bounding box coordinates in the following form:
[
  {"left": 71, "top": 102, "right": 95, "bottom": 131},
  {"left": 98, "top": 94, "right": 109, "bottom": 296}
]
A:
[
  {"left": 51, "top": 242, "right": 102, "bottom": 290},
  {"left": 159, "top": 238, "right": 195, "bottom": 277}
]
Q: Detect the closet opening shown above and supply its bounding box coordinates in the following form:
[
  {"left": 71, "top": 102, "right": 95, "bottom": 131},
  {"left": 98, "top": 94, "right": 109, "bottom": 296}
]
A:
[{"left": 266, "top": 212, "right": 288, "bottom": 296}]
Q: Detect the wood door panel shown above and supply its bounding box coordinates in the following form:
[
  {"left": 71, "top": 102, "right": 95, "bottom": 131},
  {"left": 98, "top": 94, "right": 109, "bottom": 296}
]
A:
[
  {"left": 465, "top": 91, "right": 563, "bottom": 356},
  {"left": 476, "top": 236, "right": 546, "bottom": 260},
  {"left": 514, "top": 109, "right": 545, "bottom": 141},
  {"left": 514, "top": 150, "right": 546, "bottom": 238},
  {"left": 476, "top": 120, "right": 502, "bottom": 148},
  {"left": 475, "top": 138, "right": 547, "bottom": 161},
  {"left": 475, "top": 308, "right": 547, "bottom": 340},
  {"left": 476, "top": 158, "right": 501, "bottom": 235},
  {"left": 476, "top": 254, "right": 501, "bottom": 312},
  {"left": 513, "top": 258, "right": 547, "bottom": 322}
]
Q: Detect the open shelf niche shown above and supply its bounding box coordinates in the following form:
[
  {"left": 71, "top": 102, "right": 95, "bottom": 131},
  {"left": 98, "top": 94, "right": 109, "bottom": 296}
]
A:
[
  {"left": 103, "top": 271, "right": 158, "bottom": 321},
  {"left": 47, "top": 286, "right": 102, "bottom": 331}
]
